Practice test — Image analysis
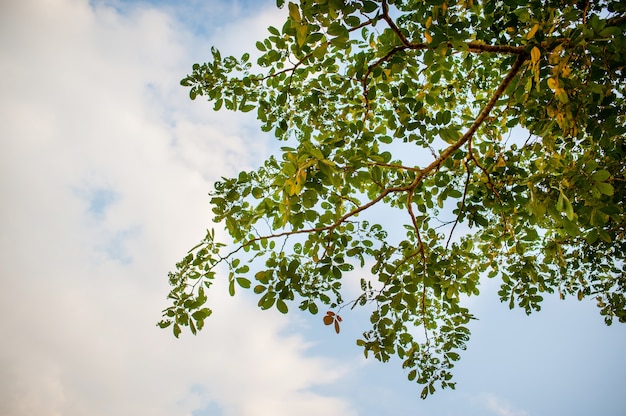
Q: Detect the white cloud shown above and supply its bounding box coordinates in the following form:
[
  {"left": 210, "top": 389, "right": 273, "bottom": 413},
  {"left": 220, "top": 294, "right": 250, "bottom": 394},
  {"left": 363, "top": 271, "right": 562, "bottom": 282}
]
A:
[
  {"left": 0, "top": 0, "right": 356, "bottom": 415},
  {"left": 3, "top": 1, "right": 626, "bottom": 416}
]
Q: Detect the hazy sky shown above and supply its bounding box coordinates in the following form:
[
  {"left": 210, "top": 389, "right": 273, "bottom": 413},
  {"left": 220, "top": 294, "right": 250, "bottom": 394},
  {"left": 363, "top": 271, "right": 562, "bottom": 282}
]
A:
[{"left": 1, "top": 1, "right": 625, "bottom": 415}]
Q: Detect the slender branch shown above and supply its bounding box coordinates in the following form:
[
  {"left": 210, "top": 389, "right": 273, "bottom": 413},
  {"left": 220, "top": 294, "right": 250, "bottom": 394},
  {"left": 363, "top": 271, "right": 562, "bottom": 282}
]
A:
[
  {"left": 445, "top": 158, "right": 472, "bottom": 250},
  {"left": 607, "top": 14, "right": 626, "bottom": 27},
  {"left": 381, "top": 0, "right": 411, "bottom": 47},
  {"left": 407, "top": 188, "right": 430, "bottom": 344},
  {"left": 361, "top": 44, "right": 408, "bottom": 118},
  {"left": 367, "top": 161, "right": 422, "bottom": 173},
  {"left": 466, "top": 142, "right": 510, "bottom": 232},
  {"left": 350, "top": 14, "right": 385, "bottom": 33},
  {"left": 257, "top": 50, "right": 314, "bottom": 81},
  {"left": 581, "top": 0, "right": 590, "bottom": 24}
]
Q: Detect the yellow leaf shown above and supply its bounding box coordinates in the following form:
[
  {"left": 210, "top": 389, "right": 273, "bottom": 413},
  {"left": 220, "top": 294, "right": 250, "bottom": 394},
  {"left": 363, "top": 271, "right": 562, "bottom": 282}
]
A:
[
  {"left": 527, "top": 23, "right": 539, "bottom": 40},
  {"left": 556, "top": 112, "right": 565, "bottom": 127},
  {"left": 531, "top": 46, "right": 540, "bottom": 64},
  {"left": 547, "top": 77, "right": 558, "bottom": 90},
  {"left": 555, "top": 88, "right": 569, "bottom": 103},
  {"left": 425, "top": 16, "right": 432, "bottom": 29},
  {"left": 424, "top": 31, "right": 432, "bottom": 44},
  {"left": 284, "top": 179, "right": 297, "bottom": 196}
]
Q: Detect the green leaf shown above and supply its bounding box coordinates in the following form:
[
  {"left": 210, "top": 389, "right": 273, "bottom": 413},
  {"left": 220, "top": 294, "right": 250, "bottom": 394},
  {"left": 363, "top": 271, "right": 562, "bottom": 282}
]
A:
[
  {"left": 288, "top": 2, "right": 301, "bottom": 23},
  {"left": 563, "top": 219, "right": 579, "bottom": 237},
  {"left": 276, "top": 298, "right": 289, "bottom": 314},
  {"left": 240, "top": 103, "right": 255, "bottom": 112},
  {"left": 237, "top": 277, "right": 252, "bottom": 288},
  {"left": 362, "top": 0, "right": 378, "bottom": 13},
  {"left": 259, "top": 293, "right": 276, "bottom": 310},
  {"left": 556, "top": 190, "right": 574, "bottom": 220},
  {"left": 592, "top": 170, "right": 610, "bottom": 182},
  {"left": 439, "top": 127, "right": 461, "bottom": 144},
  {"left": 586, "top": 229, "right": 599, "bottom": 244},
  {"left": 327, "top": 22, "right": 348, "bottom": 38},
  {"left": 345, "top": 15, "right": 361, "bottom": 27},
  {"left": 313, "top": 42, "right": 328, "bottom": 59},
  {"left": 159, "top": 317, "right": 172, "bottom": 327},
  {"left": 595, "top": 182, "right": 614, "bottom": 196},
  {"left": 192, "top": 308, "right": 212, "bottom": 321},
  {"left": 296, "top": 23, "right": 308, "bottom": 47},
  {"left": 563, "top": 195, "right": 574, "bottom": 221},
  {"left": 268, "top": 25, "right": 280, "bottom": 36}
]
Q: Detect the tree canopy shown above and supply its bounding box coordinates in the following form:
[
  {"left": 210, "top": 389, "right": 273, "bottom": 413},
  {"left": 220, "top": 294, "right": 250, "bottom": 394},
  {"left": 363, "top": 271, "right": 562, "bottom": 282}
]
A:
[{"left": 160, "top": 0, "right": 626, "bottom": 397}]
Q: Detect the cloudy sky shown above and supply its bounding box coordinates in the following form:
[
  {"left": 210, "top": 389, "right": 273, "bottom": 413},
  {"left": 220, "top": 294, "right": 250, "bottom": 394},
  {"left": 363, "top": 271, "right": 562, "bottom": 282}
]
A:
[{"left": 1, "top": 1, "right": 625, "bottom": 415}]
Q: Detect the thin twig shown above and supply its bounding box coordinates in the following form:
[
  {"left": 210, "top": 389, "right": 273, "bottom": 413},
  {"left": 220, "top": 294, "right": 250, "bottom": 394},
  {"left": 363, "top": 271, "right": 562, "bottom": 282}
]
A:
[
  {"left": 407, "top": 188, "right": 430, "bottom": 343},
  {"left": 445, "top": 158, "right": 472, "bottom": 250}
]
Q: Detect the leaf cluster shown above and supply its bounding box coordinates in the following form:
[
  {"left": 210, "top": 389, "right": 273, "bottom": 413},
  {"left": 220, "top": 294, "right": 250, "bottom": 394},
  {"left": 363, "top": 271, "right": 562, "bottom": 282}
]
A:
[{"left": 163, "top": 0, "right": 626, "bottom": 397}]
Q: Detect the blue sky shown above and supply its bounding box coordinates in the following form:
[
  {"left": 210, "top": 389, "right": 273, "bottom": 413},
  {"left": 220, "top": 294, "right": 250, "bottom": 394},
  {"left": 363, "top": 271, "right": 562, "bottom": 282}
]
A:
[{"left": 0, "top": 1, "right": 625, "bottom": 415}]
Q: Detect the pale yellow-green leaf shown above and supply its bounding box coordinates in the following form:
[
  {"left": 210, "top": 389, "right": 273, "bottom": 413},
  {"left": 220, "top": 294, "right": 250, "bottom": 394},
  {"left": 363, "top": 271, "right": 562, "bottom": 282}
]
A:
[
  {"left": 288, "top": 2, "right": 301, "bottom": 23},
  {"left": 296, "top": 24, "right": 308, "bottom": 47}
]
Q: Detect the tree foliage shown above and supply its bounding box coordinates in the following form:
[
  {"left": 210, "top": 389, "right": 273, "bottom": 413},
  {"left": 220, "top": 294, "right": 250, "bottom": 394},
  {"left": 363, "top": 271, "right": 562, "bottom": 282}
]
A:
[{"left": 160, "top": 0, "right": 626, "bottom": 397}]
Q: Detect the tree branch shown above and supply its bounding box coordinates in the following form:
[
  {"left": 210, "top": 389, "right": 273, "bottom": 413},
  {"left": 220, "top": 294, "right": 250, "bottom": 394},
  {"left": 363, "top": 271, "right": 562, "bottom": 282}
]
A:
[
  {"left": 220, "top": 52, "right": 528, "bottom": 267},
  {"left": 381, "top": 0, "right": 526, "bottom": 55},
  {"left": 407, "top": 52, "right": 528, "bottom": 190}
]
